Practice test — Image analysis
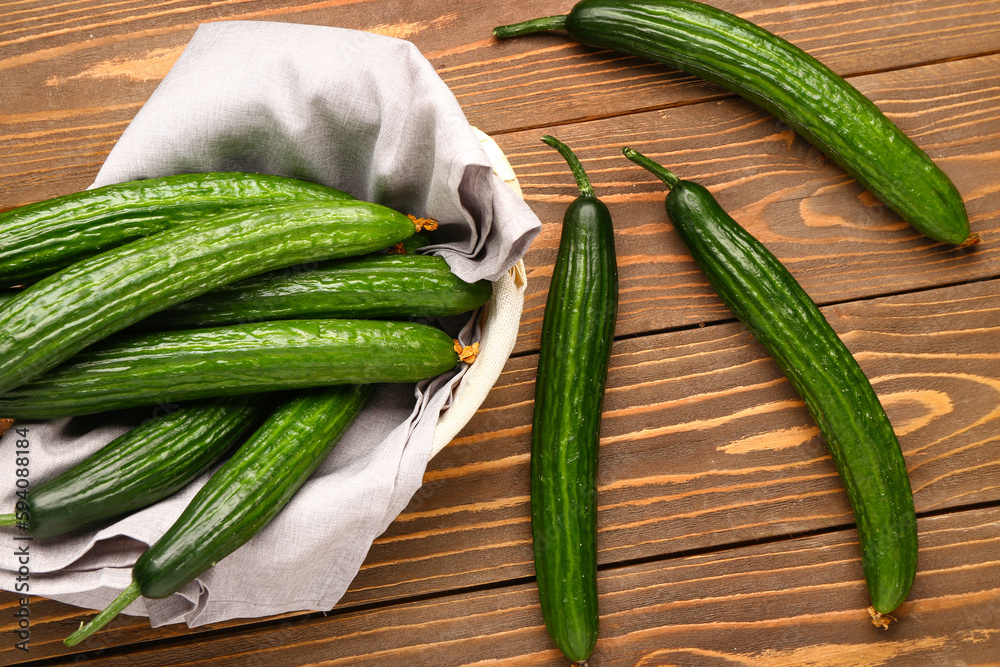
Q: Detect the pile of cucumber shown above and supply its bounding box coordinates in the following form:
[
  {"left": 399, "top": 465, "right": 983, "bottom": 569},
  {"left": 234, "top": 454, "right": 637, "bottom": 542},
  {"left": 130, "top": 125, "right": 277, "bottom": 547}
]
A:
[
  {"left": 0, "top": 172, "right": 492, "bottom": 645},
  {"left": 498, "top": 0, "right": 975, "bottom": 663}
]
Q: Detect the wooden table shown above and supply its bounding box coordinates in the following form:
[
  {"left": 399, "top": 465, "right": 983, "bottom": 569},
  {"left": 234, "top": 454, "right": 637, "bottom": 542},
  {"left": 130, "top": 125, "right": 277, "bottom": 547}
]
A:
[{"left": 2, "top": 1, "right": 999, "bottom": 664}]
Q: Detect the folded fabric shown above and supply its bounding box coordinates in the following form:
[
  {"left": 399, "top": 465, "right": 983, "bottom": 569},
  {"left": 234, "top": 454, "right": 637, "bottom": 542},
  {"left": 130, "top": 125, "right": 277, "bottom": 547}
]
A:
[{"left": 0, "top": 20, "right": 539, "bottom": 628}]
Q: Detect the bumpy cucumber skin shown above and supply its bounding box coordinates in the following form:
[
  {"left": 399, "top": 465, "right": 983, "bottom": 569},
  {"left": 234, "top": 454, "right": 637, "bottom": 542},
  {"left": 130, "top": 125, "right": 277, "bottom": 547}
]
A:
[
  {"left": 532, "top": 195, "right": 618, "bottom": 659},
  {"left": 134, "top": 384, "right": 371, "bottom": 599},
  {"left": 0, "top": 200, "right": 417, "bottom": 396},
  {"left": 17, "top": 395, "right": 265, "bottom": 538},
  {"left": 0, "top": 172, "right": 355, "bottom": 286},
  {"left": 0, "top": 319, "right": 458, "bottom": 419},
  {"left": 664, "top": 178, "right": 917, "bottom": 615},
  {"left": 0, "top": 290, "right": 17, "bottom": 310},
  {"left": 139, "top": 253, "right": 493, "bottom": 329},
  {"left": 498, "top": 0, "right": 970, "bottom": 244}
]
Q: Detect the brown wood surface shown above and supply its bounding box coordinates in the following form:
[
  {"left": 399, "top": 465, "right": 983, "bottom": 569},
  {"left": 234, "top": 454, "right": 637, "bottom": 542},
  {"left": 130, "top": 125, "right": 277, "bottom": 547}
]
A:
[
  {"left": 1, "top": 0, "right": 998, "bottom": 665},
  {"left": 7, "top": 506, "right": 1000, "bottom": 666}
]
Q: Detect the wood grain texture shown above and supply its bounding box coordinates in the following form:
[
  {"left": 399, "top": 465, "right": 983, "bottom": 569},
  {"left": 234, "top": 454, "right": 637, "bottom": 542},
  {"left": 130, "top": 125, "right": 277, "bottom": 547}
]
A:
[{"left": 11, "top": 506, "right": 998, "bottom": 665}]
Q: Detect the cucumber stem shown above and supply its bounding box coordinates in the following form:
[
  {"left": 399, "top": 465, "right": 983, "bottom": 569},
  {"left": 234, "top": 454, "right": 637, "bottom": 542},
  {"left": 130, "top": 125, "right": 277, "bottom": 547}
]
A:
[
  {"left": 542, "top": 135, "right": 595, "bottom": 198},
  {"left": 622, "top": 147, "right": 681, "bottom": 189},
  {"left": 0, "top": 513, "right": 16, "bottom": 527},
  {"left": 958, "top": 232, "right": 981, "bottom": 248},
  {"left": 64, "top": 580, "right": 141, "bottom": 647},
  {"left": 492, "top": 15, "right": 568, "bottom": 39}
]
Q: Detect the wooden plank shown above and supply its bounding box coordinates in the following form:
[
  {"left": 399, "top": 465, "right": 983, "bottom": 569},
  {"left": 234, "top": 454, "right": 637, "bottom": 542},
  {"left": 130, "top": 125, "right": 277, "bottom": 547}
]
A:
[
  {"left": 0, "top": 592, "right": 310, "bottom": 664},
  {"left": 14, "top": 505, "right": 998, "bottom": 665},
  {"left": 497, "top": 51, "right": 1000, "bottom": 352},
  {"left": 3, "top": 0, "right": 1000, "bottom": 205}
]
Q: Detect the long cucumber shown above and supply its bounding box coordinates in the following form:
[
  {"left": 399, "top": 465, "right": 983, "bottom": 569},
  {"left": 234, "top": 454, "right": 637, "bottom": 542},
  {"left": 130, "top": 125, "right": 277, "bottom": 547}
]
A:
[
  {"left": 0, "top": 319, "right": 459, "bottom": 419},
  {"left": 624, "top": 147, "right": 917, "bottom": 616},
  {"left": 494, "top": 0, "right": 972, "bottom": 245},
  {"left": 0, "top": 172, "right": 355, "bottom": 286},
  {"left": 138, "top": 253, "right": 492, "bottom": 329},
  {"left": 532, "top": 136, "right": 618, "bottom": 662}
]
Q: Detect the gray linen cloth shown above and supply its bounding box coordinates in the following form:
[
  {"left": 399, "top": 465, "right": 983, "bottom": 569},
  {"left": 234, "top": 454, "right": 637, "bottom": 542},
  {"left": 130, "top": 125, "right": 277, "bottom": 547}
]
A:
[{"left": 0, "top": 21, "right": 539, "bottom": 627}]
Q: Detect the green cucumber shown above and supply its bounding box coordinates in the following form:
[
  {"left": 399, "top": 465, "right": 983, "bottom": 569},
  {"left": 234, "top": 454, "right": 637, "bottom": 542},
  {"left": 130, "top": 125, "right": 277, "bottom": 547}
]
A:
[
  {"left": 0, "top": 395, "right": 266, "bottom": 538},
  {"left": 64, "top": 384, "right": 372, "bottom": 647},
  {"left": 0, "top": 200, "right": 418, "bottom": 395},
  {"left": 494, "top": 0, "right": 972, "bottom": 245},
  {"left": 0, "top": 290, "right": 18, "bottom": 310},
  {"left": 0, "top": 172, "right": 355, "bottom": 286},
  {"left": 0, "top": 319, "right": 458, "bottom": 419},
  {"left": 624, "top": 147, "right": 917, "bottom": 615},
  {"left": 138, "top": 253, "right": 492, "bottom": 330},
  {"left": 532, "top": 136, "right": 618, "bottom": 662}
]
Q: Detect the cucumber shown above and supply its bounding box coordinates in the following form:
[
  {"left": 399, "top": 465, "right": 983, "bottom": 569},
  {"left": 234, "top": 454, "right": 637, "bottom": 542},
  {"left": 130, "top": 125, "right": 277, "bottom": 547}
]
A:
[
  {"left": 624, "top": 147, "right": 917, "bottom": 615},
  {"left": 532, "top": 136, "right": 618, "bottom": 662},
  {"left": 0, "top": 319, "right": 458, "bottom": 419},
  {"left": 494, "top": 0, "right": 972, "bottom": 245},
  {"left": 138, "top": 253, "right": 493, "bottom": 330},
  {"left": 0, "top": 172, "right": 355, "bottom": 286},
  {"left": 0, "top": 395, "right": 266, "bottom": 538},
  {"left": 0, "top": 200, "right": 418, "bottom": 395},
  {"left": 64, "top": 384, "right": 372, "bottom": 647},
  {"left": 0, "top": 290, "right": 17, "bottom": 310}
]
